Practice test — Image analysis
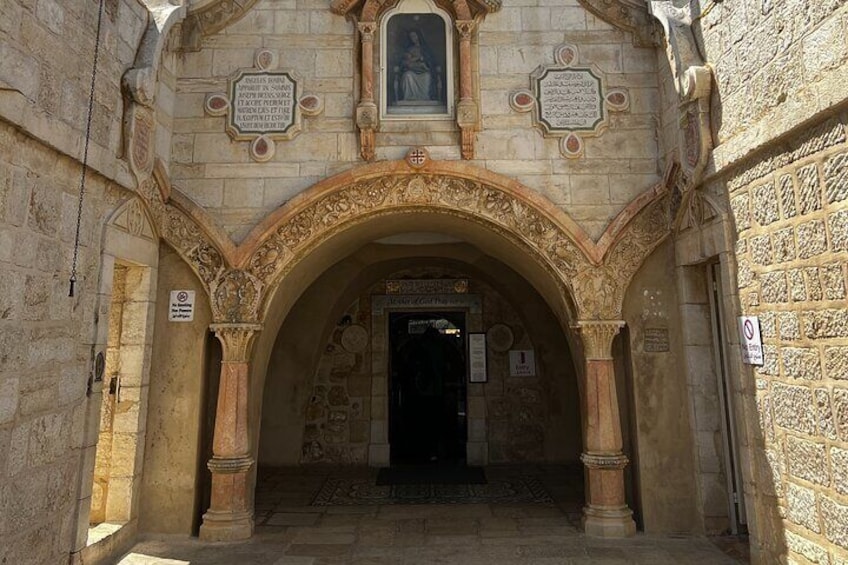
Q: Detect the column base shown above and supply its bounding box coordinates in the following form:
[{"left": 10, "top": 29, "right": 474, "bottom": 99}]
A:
[
  {"left": 582, "top": 506, "right": 636, "bottom": 538},
  {"left": 199, "top": 509, "right": 254, "bottom": 541}
]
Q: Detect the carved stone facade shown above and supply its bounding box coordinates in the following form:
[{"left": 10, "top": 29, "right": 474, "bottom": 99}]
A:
[{"left": 0, "top": 0, "right": 846, "bottom": 563}]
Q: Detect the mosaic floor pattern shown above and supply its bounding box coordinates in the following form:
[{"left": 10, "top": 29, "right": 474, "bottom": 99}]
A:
[{"left": 311, "top": 476, "right": 555, "bottom": 506}]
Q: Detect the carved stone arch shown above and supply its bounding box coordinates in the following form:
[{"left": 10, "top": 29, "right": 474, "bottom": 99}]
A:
[
  {"left": 216, "top": 161, "right": 678, "bottom": 326},
  {"left": 576, "top": 0, "right": 659, "bottom": 47},
  {"left": 181, "top": 0, "right": 261, "bottom": 50},
  {"left": 130, "top": 175, "right": 231, "bottom": 317}
]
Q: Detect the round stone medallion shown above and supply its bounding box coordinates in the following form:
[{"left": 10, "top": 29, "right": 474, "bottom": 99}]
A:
[
  {"left": 487, "top": 323, "right": 514, "bottom": 352},
  {"left": 341, "top": 324, "right": 369, "bottom": 353}
]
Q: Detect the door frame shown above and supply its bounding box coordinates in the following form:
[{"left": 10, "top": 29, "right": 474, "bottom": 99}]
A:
[{"left": 369, "top": 294, "right": 484, "bottom": 466}]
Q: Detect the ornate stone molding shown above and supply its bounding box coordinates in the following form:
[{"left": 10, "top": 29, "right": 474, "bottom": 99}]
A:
[
  {"left": 211, "top": 323, "right": 263, "bottom": 362},
  {"left": 107, "top": 197, "right": 158, "bottom": 242},
  {"left": 181, "top": 0, "right": 260, "bottom": 51},
  {"left": 648, "top": 1, "right": 714, "bottom": 227},
  {"left": 207, "top": 455, "right": 254, "bottom": 474},
  {"left": 581, "top": 451, "right": 630, "bottom": 470},
  {"left": 332, "top": 0, "right": 501, "bottom": 18},
  {"left": 577, "top": 0, "right": 659, "bottom": 47},
  {"left": 575, "top": 321, "right": 625, "bottom": 360},
  {"left": 124, "top": 1, "right": 187, "bottom": 107}
]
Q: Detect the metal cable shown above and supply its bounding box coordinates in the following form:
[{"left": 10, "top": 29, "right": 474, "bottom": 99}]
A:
[{"left": 69, "top": 0, "right": 107, "bottom": 297}]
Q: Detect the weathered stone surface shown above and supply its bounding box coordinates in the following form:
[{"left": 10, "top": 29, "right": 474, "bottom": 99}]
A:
[
  {"left": 834, "top": 388, "right": 848, "bottom": 442},
  {"left": 803, "top": 309, "right": 848, "bottom": 339},
  {"left": 823, "top": 263, "right": 847, "bottom": 300},
  {"left": 785, "top": 482, "right": 821, "bottom": 533},
  {"left": 751, "top": 234, "right": 774, "bottom": 266},
  {"left": 814, "top": 388, "right": 838, "bottom": 441},
  {"left": 796, "top": 164, "right": 823, "bottom": 215},
  {"left": 796, "top": 220, "right": 828, "bottom": 259},
  {"left": 761, "top": 271, "right": 788, "bottom": 303},
  {"left": 785, "top": 435, "right": 829, "bottom": 486},
  {"left": 822, "top": 496, "right": 848, "bottom": 549},
  {"left": 824, "top": 150, "right": 848, "bottom": 204},
  {"left": 753, "top": 182, "right": 780, "bottom": 226},
  {"left": 778, "top": 312, "right": 801, "bottom": 340},
  {"left": 785, "top": 529, "right": 830, "bottom": 564},
  {"left": 830, "top": 209, "right": 848, "bottom": 253},
  {"left": 831, "top": 446, "right": 848, "bottom": 496},
  {"left": 826, "top": 347, "right": 848, "bottom": 381},
  {"left": 778, "top": 174, "right": 798, "bottom": 219},
  {"left": 772, "top": 227, "right": 797, "bottom": 263},
  {"left": 772, "top": 382, "right": 816, "bottom": 434},
  {"left": 781, "top": 347, "right": 822, "bottom": 381}
]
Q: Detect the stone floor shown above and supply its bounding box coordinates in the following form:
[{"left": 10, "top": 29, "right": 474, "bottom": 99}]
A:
[{"left": 117, "top": 466, "right": 748, "bottom": 564}]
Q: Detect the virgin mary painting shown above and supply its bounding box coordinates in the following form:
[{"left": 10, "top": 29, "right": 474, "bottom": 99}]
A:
[{"left": 385, "top": 13, "right": 448, "bottom": 115}]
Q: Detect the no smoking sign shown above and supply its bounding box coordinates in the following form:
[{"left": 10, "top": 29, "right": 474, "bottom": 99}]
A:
[
  {"left": 738, "top": 316, "right": 764, "bottom": 366},
  {"left": 169, "top": 290, "right": 196, "bottom": 322}
]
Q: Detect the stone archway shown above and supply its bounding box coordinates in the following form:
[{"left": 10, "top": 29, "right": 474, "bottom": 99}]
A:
[{"left": 184, "top": 160, "right": 673, "bottom": 541}]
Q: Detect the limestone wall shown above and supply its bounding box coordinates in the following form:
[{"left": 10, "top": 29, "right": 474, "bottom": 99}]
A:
[
  {"left": 688, "top": 1, "right": 848, "bottom": 562},
  {"left": 0, "top": 0, "right": 147, "bottom": 188},
  {"left": 171, "top": 0, "right": 661, "bottom": 241},
  {"left": 722, "top": 113, "right": 848, "bottom": 564},
  {"left": 623, "top": 240, "right": 701, "bottom": 534},
  {"left": 0, "top": 119, "right": 130, "bottom": 563}
]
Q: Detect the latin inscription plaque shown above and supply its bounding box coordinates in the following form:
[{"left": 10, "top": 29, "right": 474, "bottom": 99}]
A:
[{"left": 229, "top": 72, "right": 297, "bottom": 137}]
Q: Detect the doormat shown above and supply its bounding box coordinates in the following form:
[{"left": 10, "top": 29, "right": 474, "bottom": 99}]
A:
[
  {"left": 311, "top": 476, "right": 554, "bottom": 506},
  {"left": 376, "top": 465, "right": 486, "bottom": 486}
]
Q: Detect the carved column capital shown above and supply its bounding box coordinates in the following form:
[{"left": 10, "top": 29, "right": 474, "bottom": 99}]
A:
[
  {"left": 211, "top": 323, "right": 262, "bottom": 362},
  {"left": 456, "top": 20, "right": 476, "bottom": 39},
  {"left": 575, "top": 320, "right": 624, "bottom": 360},
  {"left": 358, "top": 21, "right": 377, "bottom": 40}
]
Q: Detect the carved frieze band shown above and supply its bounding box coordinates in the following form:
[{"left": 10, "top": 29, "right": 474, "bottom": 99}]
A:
[{"left": 245, "top": 174, "right": 588, "bottom": 310}]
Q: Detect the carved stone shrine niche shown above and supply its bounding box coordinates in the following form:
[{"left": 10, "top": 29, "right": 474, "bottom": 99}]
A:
[
  {"left": 331, "top": 0, "right": 502, "bottom": 161},
  {"left": 510, "top": 44, "right": 630, "bottom": 160},
  {"left": 204, "top": 49, "right": 324, "bottom": 162}
]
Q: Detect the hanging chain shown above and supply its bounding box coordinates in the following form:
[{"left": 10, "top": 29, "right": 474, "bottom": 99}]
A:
[{"left": 69, "top": 0, "right": 107, "bottom": 297}]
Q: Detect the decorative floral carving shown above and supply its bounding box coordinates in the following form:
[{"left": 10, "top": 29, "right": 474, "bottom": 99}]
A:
[
  {"left": 576, "top": 0, "right": 659, "bottom": 47},
  {"left": 211, "top": 270, "right": 263, "bottom": 322}
]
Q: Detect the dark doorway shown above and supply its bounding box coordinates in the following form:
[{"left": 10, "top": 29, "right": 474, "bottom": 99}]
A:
[{"left": 389, "top": 311, "right": 467, "bottom": 465}]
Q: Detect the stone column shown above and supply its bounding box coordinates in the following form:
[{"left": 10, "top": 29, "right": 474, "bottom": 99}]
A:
[
  {"left": 576, "top": 320, "right": 636, "bottom": 538},
  {"left": 356, "top": 21, "right": 378, "bottom": 161},
  {"left": 455, "top": 20, "right": 478, "bottom": 159},
  {"left": 199, "top": 323, "right": 262, "bottom": 541}
]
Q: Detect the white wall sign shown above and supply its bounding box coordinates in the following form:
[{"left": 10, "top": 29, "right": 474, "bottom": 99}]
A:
[
  {"left": 738, "top": 316, "right": 764, "bottom": 366},
  {"left": 468, "top": 333, "right": 487, "bottom": 383},
  {"left": 509, "top": 350, "right": 536, "bottom": 377},
  {"left": 169, "top": 290, "right": 195, "bottom": 322}
]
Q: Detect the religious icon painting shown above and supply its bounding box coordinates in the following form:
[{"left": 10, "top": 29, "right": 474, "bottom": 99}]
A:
[{"left": 382, "top": 3, "right": 453, "bottom": 119}]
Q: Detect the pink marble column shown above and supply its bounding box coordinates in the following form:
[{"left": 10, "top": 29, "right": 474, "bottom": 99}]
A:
[
  {"left": 199, "top": 323, "right": 261, "bottom": 541},
  {"left": 455, "top": 20, "right": 478, "bottom": 159},
  {"left": 576, "top": 320, "right": 636, "bottom": 538},
  {"left": 356, "top": 21, "right": 378, "bottom": 161}
]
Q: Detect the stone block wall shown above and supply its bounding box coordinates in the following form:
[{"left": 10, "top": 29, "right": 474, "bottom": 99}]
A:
[
  {"left": 726, "top": 112, "right": 848, "bottom": 563},
  {"left": 0, "top": 0, "right": 146, "bottom": 183},
  {"left": 0, "top": 120, "right": 129, "bottom": 564},
  {"left": 170, "top": 0, "right": 661, "bottom": 241}
]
